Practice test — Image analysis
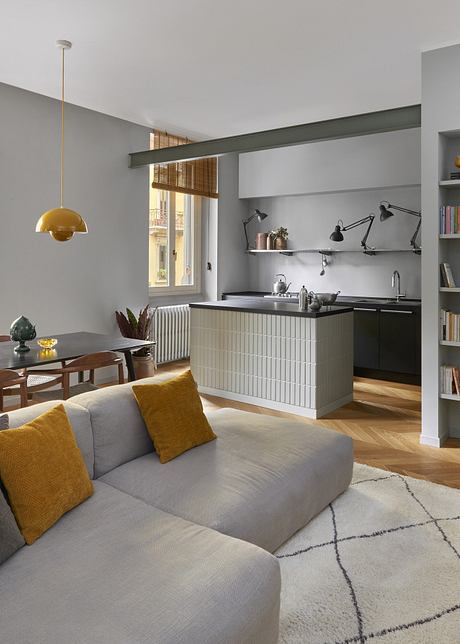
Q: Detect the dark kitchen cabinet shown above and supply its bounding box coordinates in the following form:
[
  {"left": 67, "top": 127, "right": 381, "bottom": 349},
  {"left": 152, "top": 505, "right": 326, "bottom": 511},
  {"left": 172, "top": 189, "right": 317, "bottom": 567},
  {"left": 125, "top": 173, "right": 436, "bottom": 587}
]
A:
[
  {"left": 379, "top": 308, "right": 418, "bottom": 374},
  {"left": 354, "top": 308, "right": 380, "bottom": 369}
]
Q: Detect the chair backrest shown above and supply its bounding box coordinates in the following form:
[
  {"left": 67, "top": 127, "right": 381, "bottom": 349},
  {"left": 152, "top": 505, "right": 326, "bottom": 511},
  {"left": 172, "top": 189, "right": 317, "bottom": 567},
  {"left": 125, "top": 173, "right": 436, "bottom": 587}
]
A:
[
  {"left": 62, "top": 351, "right": 123, "bottom": 373},
  {"left": 0, "top": 369, "right": 26, "bottom": 387}
]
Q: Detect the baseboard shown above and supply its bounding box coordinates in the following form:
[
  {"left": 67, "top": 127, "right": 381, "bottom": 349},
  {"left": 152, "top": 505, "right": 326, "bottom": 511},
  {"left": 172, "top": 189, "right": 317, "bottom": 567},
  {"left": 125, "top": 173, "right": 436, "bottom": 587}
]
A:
[
  {"left": 419, "top": 433, "right": 449, "bottom": 448},
  {"left": 197, "top": 386, "right": 352, "bottom": 419}
]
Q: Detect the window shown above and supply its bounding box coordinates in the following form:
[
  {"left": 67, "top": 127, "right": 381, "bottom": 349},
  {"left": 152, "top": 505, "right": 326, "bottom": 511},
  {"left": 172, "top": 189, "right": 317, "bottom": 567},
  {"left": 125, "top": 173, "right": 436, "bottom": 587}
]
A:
[{"left": 148, "top": 184, "right": 201, "bottom": 294}]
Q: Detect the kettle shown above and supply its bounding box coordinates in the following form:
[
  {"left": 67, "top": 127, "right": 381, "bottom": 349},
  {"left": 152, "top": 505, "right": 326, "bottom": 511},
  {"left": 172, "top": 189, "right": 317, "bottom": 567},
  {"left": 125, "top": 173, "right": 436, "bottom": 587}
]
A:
[{"left": 273, "top": 274, "right": 292, "bottom": 294}]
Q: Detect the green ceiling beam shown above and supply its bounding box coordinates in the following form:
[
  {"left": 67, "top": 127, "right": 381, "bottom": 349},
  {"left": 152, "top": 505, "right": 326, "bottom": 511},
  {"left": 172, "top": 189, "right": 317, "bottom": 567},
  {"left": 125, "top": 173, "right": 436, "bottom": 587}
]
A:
[{"left": 129, "top": 104, "right": 421, "bottom": 168}]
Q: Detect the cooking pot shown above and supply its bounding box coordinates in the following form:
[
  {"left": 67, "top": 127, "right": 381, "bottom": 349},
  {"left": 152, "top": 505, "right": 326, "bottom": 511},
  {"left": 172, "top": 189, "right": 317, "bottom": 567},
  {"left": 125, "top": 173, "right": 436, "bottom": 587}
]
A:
[{"left": 273, "top": 274, "right": 292, "bottom": 294}]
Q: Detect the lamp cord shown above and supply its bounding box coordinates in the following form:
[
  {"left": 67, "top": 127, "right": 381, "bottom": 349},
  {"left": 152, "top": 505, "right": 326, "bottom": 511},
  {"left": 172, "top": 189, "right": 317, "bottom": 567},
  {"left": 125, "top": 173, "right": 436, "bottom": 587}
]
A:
[{"left": 60, "top": 45, "right": 65, "bottom": 208}]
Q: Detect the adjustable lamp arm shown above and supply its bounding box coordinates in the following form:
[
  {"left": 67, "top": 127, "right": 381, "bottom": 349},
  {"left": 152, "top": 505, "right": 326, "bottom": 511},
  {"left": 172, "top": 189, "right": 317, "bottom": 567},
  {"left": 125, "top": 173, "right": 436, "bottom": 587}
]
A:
[
  {"left": 341, "top": 214, "right": 375, "bottom": 232},
  {"left": 332, "top": 214, "right": 376, "bottom": 254},
  {"left": 380, "top": 201, "right": 421, "bottom": 218}
]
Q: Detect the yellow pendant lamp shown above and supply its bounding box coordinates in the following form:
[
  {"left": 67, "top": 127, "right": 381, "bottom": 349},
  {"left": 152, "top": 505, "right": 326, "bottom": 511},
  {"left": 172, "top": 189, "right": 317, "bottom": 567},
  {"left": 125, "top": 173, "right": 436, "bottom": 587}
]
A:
[{"left": 36, "top": 40, "right": 88, "bottom": 241}]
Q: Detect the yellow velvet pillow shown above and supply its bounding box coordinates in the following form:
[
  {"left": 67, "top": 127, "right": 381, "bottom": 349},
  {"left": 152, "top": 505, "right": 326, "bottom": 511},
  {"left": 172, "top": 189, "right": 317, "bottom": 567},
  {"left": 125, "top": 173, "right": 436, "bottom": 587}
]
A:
[
  {"left": 0, "top": 404, "right": 93, "bottom": 544},
  {"left": 132, "top": 370, "right": 216, "bottom": 463}
]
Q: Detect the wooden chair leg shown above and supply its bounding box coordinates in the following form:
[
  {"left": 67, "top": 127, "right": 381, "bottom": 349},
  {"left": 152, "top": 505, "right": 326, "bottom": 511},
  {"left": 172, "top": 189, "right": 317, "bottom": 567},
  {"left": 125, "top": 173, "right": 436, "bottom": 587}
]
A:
[
  {"left": 89, "top": 369, "right": 95, "bottom": 384},
  {"left": 118, "top": 363, "right": 125, "bottom": 385},
  {"left": 0, "top": 391, "right": 3, "bottom": 412},
  {"left": 19, "top": 382, "right": 28, "bottom": 408},
  {"left": 63, "top": 372, "right": 70, "bottom": 400}
]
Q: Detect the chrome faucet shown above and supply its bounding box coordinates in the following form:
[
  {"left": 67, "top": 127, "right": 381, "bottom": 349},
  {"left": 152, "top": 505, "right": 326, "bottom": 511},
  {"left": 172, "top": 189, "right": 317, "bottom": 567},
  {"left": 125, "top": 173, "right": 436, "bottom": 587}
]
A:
[{"left": 391, "top": 270, "right": 405, "bottom": 301}]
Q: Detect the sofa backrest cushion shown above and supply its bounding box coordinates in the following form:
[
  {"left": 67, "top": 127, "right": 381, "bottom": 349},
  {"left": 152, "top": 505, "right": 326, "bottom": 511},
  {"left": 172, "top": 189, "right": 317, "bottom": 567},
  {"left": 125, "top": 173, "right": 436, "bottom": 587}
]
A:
[
  {"left": 72, "top": 377, "right": 174, "bottom": 477},
  {"left": 0, "top": 489, "right": 25, "bottom": 563},
  {"left": 6, "top": 401, "right": 94, "bottom": 478}
]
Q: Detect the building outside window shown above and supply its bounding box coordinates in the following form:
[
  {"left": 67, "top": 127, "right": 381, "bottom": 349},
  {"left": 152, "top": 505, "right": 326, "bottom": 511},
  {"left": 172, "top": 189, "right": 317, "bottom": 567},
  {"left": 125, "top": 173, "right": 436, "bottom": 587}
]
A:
[{"left": 148, "top": 183, "right": 201, "bottom": 295}]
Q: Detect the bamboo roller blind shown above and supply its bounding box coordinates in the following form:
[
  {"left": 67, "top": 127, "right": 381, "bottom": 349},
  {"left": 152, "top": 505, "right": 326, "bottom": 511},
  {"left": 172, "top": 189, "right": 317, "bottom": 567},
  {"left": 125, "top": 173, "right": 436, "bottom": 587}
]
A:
[{"left": 150, "top": 130, "right": 218, "bottom": 199}]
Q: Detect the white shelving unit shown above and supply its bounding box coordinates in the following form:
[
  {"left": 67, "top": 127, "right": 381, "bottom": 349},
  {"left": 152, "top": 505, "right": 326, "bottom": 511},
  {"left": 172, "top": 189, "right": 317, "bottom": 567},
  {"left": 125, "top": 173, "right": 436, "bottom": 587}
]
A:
[
  {"left": 440, "top": 393, "right": 460, "bottom": 401},
  {"left": 439, "top": 179, "right": 460, "bottom": 189},
  {"left": 437, "top": 134, "right": 460, "bottom": 433}
]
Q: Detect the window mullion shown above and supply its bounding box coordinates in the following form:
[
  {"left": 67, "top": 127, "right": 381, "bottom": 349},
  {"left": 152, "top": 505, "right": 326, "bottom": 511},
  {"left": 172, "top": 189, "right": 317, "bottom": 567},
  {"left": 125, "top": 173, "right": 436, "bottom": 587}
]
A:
[{"left": 169, "top": 191, "right": 176, "bottom": 287}]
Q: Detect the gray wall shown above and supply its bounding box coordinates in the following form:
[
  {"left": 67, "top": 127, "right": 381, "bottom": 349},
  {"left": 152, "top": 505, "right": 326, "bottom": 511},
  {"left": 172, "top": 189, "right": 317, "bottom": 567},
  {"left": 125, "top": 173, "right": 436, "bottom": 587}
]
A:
[
  {"left": 216, "top": 154, "right": 249, "bottom": 295},
  {"left": 0, "top": 82, "right": 150, "bottom": 337},
  {"left": 246, "top": 187, "right": 421, "bottom": 297},
  {"left": 239, "top": 128, "right": 421, "bottom": 198}
]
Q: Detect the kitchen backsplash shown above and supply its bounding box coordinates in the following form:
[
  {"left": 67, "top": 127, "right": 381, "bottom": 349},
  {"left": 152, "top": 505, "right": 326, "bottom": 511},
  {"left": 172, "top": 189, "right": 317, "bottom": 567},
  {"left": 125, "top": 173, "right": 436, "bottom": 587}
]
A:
[{"left": 246, "top": 186, "right": 421, "bottom": 298}]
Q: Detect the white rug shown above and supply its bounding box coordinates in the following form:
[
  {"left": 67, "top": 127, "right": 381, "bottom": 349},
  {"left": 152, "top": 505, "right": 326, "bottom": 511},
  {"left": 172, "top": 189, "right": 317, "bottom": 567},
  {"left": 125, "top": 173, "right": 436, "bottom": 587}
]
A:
[{"left": 276, "top": 463, "right": 460, "bottom": 643}]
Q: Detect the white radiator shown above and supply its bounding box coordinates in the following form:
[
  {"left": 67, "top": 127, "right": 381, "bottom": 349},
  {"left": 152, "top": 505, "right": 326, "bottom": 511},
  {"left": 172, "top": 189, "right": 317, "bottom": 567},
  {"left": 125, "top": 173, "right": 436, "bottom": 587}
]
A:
[{"left": 152, "top": 305, "right": 190, "bottom": 364}]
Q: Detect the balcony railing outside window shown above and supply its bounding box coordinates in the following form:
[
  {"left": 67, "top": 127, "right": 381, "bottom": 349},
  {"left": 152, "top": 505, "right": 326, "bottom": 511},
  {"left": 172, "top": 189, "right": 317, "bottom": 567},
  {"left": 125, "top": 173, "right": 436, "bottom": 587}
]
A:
[{"left": 149, "top": 208, "right": 184, "bottom": 230}]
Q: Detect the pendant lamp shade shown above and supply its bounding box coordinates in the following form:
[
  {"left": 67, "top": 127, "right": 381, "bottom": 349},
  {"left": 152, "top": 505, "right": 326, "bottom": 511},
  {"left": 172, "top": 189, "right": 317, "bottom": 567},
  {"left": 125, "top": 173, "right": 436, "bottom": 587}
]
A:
[
  {"left": 36, "top": 40, "right": 87, "bottom": 241},
  {"left": 36, "top": 207, "right": 88, "bottom": 241}
]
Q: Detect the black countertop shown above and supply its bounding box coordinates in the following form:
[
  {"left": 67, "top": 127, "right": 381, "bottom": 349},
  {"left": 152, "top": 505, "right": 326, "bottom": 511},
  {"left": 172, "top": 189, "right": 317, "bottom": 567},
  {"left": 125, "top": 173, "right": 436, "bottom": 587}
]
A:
[
  {"left": 222, "top": 292, "right": 421, "bottom": 309},
  {"left": 190, "top": 299, "right": 353, "bottom": 318}
]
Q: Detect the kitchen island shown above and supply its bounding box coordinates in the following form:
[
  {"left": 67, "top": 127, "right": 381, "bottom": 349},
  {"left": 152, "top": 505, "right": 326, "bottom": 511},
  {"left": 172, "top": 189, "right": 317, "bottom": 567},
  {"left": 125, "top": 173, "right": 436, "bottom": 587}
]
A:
[{"left": 190, "top": 299, "right": 353, "bottom": 419}]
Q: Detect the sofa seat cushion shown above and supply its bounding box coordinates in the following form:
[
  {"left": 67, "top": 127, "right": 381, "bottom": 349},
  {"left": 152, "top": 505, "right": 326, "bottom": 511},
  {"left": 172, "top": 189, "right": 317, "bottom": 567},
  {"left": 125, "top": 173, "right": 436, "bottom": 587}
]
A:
[
  {"left": 101, "top": 408, "right": 353, "bottom": 552},
  {"left": 0, "top": 480, "right": 280, "bottom": 644}
]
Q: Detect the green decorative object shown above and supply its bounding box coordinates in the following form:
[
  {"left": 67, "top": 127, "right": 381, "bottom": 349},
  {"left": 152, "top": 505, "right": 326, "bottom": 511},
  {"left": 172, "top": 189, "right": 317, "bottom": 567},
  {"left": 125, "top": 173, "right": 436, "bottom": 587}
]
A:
[{"left": 10, "top": 316, "right": 37, "bottom": 353}]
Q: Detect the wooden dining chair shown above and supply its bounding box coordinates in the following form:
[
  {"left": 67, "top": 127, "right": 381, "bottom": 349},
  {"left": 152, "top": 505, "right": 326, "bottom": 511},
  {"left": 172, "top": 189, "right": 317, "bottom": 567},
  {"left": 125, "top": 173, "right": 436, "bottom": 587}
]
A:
[
  {"left": 0, "top": 335, "right": 62, "bottom": 406},
  {"left": 32, "top": 351, "right": 125, "bottom": 400},
  {"left": 0, "top": 369, "right": 28, "bottom": 412}
]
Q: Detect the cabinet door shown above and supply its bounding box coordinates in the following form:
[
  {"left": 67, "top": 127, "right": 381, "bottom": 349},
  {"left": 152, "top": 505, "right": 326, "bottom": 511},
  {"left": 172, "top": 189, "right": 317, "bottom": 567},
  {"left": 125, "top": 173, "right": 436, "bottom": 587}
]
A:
[
  {"left": 354, "top": 308, "right": 379, "bottom": 369},
  {"left": 379, "top": 309, "right": 417, "bottom": 374}
]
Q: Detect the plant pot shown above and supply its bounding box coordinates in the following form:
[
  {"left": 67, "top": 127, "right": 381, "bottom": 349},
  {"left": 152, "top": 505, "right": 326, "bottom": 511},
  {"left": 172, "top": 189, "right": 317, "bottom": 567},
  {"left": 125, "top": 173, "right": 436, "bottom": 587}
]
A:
[
  {"left": 133, "top": 355, "right": 156, "bottom": 380},
  {"left": 274, "top": 237, "right": 287, "bottom": 250}
]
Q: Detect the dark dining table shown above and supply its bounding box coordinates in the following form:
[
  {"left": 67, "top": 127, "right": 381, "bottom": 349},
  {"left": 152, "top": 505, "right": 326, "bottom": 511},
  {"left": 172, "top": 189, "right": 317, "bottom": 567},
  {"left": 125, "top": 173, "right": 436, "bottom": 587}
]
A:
[{"left": 0, "top": 332, "right": 155, "bottom": 382}]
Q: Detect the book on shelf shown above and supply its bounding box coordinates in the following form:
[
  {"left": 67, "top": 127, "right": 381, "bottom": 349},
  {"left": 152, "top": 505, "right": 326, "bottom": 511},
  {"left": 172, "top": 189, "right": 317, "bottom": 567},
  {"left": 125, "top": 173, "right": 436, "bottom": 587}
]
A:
[
  {"left": 440, "top": 364, "right": 460, "bottom": 395},
  {"left": 440, "top": 262, "right": 456, "bottom": 287},
  {"left": 439, "top": 205, "right": 460, "bottom": 234},
  {"left": 440, "top": 308, "right": 460, "bottom": 341},
  {"left": 450, "top": 172, "right": 460, "bottom": 180}
]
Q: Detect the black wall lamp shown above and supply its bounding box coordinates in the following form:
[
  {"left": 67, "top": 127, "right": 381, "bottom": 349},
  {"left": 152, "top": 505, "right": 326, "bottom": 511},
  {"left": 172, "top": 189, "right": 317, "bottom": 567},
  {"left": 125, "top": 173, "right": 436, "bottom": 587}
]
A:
[
  {"left": 379, "top": 201, "right": 421, "bottom": 254},
  {"left": 330, "top": 214, "right": 376, "bottom": 255},
  {"left": 242, "top": 209, "right": 268, "bottom": 251}
]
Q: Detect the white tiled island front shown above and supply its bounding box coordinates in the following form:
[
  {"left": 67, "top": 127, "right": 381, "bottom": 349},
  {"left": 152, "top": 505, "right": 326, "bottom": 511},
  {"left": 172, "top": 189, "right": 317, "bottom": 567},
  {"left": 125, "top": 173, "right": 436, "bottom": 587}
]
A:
[{"left": 190, "top": 299, "right": 353, "bottom": 419}]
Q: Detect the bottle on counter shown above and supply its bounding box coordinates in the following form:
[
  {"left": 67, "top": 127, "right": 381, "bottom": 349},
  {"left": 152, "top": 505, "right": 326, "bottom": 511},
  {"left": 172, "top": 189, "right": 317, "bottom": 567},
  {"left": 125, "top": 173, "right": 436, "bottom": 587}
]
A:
[{"left": 299, "top": 285, "right": 308, "bottom": 311}]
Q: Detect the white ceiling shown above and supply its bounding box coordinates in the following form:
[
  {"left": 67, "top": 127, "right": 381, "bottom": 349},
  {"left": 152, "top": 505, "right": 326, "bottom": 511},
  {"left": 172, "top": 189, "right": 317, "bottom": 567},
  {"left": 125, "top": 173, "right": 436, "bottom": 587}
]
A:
[{"left": 1, "top": 0, "right": 460, "bottom": 140}]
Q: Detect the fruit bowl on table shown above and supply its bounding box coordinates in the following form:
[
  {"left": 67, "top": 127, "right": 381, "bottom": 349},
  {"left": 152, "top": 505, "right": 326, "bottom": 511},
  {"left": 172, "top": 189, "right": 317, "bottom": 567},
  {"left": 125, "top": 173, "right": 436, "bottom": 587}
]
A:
[{"left": 37, "top": 338, "right": 58, "bottom": 349}]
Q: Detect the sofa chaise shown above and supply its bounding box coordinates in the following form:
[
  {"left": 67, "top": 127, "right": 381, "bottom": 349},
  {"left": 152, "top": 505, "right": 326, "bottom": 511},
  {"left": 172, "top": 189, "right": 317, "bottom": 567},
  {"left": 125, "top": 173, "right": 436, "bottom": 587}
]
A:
[{"left": 0, "top": 375, "right": 353, "bottom": 644}]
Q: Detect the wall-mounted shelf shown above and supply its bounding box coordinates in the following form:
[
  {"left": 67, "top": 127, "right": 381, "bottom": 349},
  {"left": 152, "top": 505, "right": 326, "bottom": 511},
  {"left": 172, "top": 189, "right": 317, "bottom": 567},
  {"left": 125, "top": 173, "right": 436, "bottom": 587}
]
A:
[
  {"left": 247, "top": 248, "right": 421, "bottom": 256},
  {"left": 440, "top": 340, "right": 460, "bottom": 347},
  {"left": 439, "top": 180, "right": 460, "bottom": 189},
  {"left": 440, "top": 393, "right": 460, "bottom": 401},
  {"left": 439, "top": 234, "right": 460, "bottom": 239},
  {"left": 440, "top": 287, "right": 460, "bottom": 292}
]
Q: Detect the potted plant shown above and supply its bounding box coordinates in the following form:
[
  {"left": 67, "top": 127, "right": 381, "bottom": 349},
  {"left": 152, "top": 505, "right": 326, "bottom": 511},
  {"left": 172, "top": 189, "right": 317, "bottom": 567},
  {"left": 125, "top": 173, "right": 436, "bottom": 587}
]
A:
[
  {"left": 271, "top": 226, "right": 289, "bottom": 250},
  {"left": 115, "top": 305, "right": 155, "bottom": 379}
]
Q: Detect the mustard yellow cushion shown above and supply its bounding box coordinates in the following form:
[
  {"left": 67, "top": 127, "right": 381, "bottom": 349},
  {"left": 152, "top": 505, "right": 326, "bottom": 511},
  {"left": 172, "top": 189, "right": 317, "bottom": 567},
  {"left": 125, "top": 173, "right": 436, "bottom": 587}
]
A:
[
  {"left": 0, "top": 404, "right": 93, "bottom": 544},
  {"left": 132, "top": 370, "right": 216, "bottom": 463}
]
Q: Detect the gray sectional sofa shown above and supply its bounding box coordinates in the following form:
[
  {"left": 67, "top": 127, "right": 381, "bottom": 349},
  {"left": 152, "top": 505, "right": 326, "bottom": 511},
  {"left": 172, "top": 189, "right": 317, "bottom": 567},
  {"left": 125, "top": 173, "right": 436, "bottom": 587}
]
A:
[{"left": 0, "top": 375, "right": 353, "bottom": 644}]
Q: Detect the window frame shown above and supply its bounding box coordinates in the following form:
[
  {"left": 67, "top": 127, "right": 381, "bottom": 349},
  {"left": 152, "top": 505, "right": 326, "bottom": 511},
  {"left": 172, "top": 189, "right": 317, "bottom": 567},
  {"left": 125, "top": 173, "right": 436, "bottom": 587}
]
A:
[{"left": 148, "top": 191, "right": 202, "bottom": 297}]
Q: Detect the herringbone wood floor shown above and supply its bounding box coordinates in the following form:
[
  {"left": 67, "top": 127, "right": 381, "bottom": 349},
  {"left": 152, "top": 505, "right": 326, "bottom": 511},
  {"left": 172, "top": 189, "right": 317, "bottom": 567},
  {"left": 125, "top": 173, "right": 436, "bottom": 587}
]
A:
[{"left": 158, "top": 361, "right": 460, "bottom": 489}]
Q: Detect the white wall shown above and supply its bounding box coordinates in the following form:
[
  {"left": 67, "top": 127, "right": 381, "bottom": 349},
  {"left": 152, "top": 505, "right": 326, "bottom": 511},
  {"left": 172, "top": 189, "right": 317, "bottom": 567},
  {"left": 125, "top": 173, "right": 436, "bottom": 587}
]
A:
[
  {"left": 0, "top": 82, "right": 150, "bottom": 337},
  {"left": 246, "top": 186, "right": 421, "bottom": 297}
]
